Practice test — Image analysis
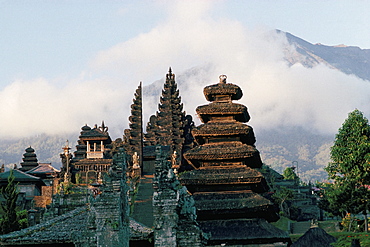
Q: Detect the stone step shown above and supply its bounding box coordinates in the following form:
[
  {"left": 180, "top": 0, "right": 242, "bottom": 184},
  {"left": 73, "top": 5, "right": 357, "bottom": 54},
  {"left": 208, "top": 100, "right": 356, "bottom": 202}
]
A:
[{"left": 131, "top": 174, "right": 155, "bottom": 228}]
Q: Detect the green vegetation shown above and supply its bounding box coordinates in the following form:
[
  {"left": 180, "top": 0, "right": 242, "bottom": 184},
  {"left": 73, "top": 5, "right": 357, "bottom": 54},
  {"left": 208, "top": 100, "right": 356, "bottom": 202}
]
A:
[
  {"left": 272, "top": 186, "right": 294, "bottom": 217},
  {"left": 0, "top": 170, "right": 28, "bottom": 234},
  {"left": 322, "top": 109, "right": 370, "bottom": 232},
  {"left": 330, "top": 232, "right": 370, "bottom": 247},
  {"left": 271, "top": 216, "right": 295, "bottom": 232},
  {"left": 283, "top": 167, "right": 299, "bottom": 183},
  {"left": 291, "top": 231, "right": 370, "bottom": 247}
]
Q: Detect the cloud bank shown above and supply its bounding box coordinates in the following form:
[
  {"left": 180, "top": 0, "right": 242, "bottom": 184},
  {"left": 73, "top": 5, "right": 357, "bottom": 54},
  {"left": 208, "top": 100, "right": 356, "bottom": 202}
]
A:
[{"left": 1, "top": 1, "right": 370, "bottom": 140}]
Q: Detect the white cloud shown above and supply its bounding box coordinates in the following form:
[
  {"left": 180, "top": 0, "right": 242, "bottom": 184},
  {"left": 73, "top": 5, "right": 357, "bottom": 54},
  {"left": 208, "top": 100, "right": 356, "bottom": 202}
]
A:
[
  {"left": 0, "top": 75, "right": 135, "bottom": 139},
  {"left": 1, "top": 0, "right": 370, "bottom": 140}
]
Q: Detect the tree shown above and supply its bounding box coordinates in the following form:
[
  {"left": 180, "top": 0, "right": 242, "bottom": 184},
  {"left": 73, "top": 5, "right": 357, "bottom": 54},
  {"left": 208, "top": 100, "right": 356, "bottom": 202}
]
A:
[
  {"left": 272, "top": 186, "right": 294, "bottom": 217},
  {"left": 0, "top": 169, "right": 20, "bottom": 234},
  {"left": 324, "top": 109, "right": 370, "bottom": 231},
  {"left": 283, "top": 167, "right": 300, "bottom": 189},
  {"left": 283, "top": 167, "right": 299, "bottom": 181}
]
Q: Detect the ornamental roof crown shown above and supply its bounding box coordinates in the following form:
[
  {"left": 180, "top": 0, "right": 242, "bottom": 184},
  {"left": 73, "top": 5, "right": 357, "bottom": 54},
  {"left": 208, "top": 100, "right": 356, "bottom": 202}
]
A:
[{"left": 203, "top": 75, "right": 243, "bottom": 102}]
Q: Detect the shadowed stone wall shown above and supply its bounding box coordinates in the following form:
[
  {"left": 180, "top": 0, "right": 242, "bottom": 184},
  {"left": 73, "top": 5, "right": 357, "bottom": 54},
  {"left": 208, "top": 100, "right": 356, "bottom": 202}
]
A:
[{"left": 153, "top": 146, "right": 206, "bottom": 247}]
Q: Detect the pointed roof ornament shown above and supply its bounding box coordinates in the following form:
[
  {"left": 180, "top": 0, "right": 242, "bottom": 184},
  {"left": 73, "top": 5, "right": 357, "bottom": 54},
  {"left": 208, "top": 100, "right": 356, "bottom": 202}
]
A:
[
  {"left": 62, "top": 140, "right": 71, "bottom": 155},
  {"left": 100, "top": 120, "right": 108, "bottom": 132},
  {"left": 166, "top": 67, "right": 174, "bottom": 80}
]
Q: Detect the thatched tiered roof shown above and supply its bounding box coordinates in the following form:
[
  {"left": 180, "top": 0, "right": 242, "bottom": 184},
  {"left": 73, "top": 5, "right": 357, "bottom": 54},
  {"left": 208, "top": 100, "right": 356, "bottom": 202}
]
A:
[
  {"left": 180, "top": 75, "right": 290, "bottom": 245},
  {"left": 199, "top": 218, "right": 290, "bottom": 246},
  {"left": 291, "top": 227, "right": 336, "bottom": 247},
  {"left": 184, "top": 141, "right": 262, "bottom": 168},
  {"left": 196, "top": 102, "right": 250, "bottom": 123},
  {"left": 180, "top": 166, "right": 268, "bottom": 192},
  {"left": 203, "top": 77, "right": 243, "bottom": 101}
]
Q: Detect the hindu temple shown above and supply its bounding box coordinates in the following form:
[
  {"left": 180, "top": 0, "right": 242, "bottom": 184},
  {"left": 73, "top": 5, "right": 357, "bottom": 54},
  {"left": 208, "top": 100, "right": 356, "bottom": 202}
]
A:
[
  {"left": 66, "top": 122, "right": 113, "bottom": 183},
  {"left": 181, "top": 75, "right": 290, "bottom": 246}
]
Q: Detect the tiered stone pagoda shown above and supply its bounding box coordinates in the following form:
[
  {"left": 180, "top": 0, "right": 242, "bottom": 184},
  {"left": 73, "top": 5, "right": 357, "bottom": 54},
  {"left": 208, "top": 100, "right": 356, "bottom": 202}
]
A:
[
  {"left": 181, "top": 75, "right": 290, "bottom": 246},
  {"left": 19, "top": 146, "right": 39, "bottom": 172}
]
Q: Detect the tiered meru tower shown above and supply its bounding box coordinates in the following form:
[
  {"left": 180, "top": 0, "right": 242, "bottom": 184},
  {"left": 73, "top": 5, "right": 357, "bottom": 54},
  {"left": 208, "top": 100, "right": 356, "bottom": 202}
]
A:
[{"left": 181, "top": 75, "right": 290, "bottom": 246}]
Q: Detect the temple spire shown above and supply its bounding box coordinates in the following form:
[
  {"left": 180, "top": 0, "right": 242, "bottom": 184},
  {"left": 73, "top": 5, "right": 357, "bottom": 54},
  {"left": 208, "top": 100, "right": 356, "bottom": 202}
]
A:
[
  {"left": 124, "top": 82, "right": 143, "bottom": 170},
  {"left": 166, "top": 67, "right": 174, "bottom": 80},
  {"left": 144, "top": 69, "right": 186, "bottom": 155}
]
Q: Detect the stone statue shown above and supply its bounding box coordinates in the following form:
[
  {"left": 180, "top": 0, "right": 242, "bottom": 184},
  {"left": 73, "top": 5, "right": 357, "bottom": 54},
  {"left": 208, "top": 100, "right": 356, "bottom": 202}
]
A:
[
  {"left": 171, "top": 151, "right": 179, "bottom": 174},
  {"left": 132, "top": 152, "right": 140, "bottom": 169}
]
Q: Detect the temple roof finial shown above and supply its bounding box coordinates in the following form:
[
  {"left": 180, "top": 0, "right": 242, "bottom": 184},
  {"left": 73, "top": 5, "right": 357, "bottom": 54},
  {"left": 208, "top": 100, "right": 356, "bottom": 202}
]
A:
[
  {"left": 100, "top": 121, "right": 108, "bottom": 132},
  {"left": 166, "top": 67, "right": 175, "bottom": 80},
  {"left": 219, "top": 75, "right": 227, "bottom": 84}
]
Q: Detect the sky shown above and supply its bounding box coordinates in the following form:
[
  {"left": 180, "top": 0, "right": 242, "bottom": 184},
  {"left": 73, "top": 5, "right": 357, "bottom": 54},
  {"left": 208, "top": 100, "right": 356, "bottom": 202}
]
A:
[{"left": 1, "top": 0, "right": 370, "bottom": 139}]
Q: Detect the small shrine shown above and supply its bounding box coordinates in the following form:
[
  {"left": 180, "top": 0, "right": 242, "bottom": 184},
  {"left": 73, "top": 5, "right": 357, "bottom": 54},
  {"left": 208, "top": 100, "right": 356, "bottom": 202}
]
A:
[
  {"left": 65, "top": 121, "right": 113, "bottom": 183},
  {"left": 181, "top": 75, "right": 290, "bottom": 246}
]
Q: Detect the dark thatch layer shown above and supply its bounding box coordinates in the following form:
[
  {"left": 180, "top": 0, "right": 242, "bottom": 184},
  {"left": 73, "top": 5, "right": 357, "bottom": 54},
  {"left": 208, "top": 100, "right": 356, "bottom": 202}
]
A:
[
  {"left": 179, "top": 167, "right": 268, "bottom": 193},
  {"left": 184, "top": 142, "right": 262, "bottom": 167},
  {"left": 193, "top": 190, "right": 273, "bottom": 211},
  {"left": 192, "top": 122, "right": 254, "bottom": 137},
  {"left": 79, "top": 125, "right": 110, "bottom": 139},
  {"left": 203, "top": 82, "right": 243, "bottom": 102},
  {"left": 199, "top": 218, "right": 290, "bottom": 245},
  {"left": 196, "top": 102, "right": 250, "bottom": 123},
  {"left": 291, "top": 227, "right": 337, "bottom": 247}
]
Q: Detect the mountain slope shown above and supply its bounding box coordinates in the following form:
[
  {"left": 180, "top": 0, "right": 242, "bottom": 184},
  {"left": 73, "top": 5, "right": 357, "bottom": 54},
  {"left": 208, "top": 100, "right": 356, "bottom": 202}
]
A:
[{"left": 281, "top": 30, "right": 370, "bottom": 81}]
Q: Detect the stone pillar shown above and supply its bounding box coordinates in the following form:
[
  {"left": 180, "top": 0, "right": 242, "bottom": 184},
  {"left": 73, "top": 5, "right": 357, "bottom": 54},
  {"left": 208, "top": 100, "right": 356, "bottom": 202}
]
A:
[
  {"left": 153, "top": 146, "right": 179, "bottom": 246},
  {"left": 87, "top": 147, "right": 129, "bottom": 247},
  {"left": 152, "top": 146, "right": 206, "bottom": 247}
]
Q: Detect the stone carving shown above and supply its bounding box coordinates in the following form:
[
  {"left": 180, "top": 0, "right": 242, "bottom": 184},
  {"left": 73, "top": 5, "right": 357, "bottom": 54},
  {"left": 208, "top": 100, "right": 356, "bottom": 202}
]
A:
[
  {"left": 132, "top": 152, "right": 140, "bottom": 169},
  {"left": 152, "top": 146, "right": 206, "bottom": 246},
  {"left": 171, "top": 151, "right": 179, "bottom": 174}
]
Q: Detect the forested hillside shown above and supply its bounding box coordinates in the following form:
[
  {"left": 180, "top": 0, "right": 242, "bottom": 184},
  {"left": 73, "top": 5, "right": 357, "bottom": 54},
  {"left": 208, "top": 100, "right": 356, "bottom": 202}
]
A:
[
  {"left": 257, "top": 127, "right": 333, "bottom": 182},
  {"left": 0, "top": 128, "right": 333, "bottom": 182}
]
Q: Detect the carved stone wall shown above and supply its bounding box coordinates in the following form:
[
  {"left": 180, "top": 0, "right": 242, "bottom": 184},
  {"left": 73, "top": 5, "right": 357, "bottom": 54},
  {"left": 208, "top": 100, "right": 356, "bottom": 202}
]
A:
[{"left": 152, "top": 146, "right": 205, "bottom": 247}]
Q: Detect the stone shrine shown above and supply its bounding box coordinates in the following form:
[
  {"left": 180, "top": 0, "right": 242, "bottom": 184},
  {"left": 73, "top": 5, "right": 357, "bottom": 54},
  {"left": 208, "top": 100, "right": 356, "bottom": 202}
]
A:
[
  {"left": 67, "top": 122, "right": 113, "bottom": 183},
  {"left": 181, "top": 75, "right": 290, "bottom": 246}
]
